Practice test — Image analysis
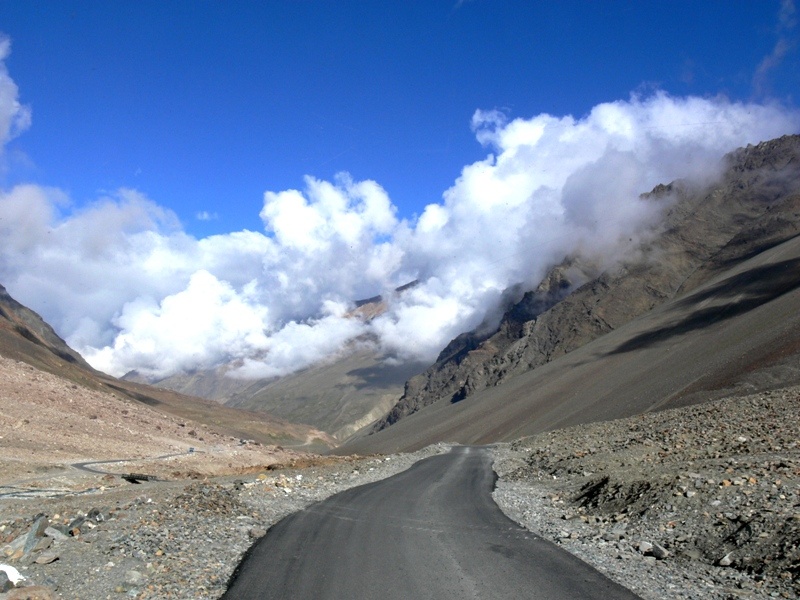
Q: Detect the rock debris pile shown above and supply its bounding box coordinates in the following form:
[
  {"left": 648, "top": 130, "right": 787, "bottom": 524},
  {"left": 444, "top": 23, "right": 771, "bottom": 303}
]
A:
[{"left": 493, "top": 387, "right": 800, "bottom": 600}]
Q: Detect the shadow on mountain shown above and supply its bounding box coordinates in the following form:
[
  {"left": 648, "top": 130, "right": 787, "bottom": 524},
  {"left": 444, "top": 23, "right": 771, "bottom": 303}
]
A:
[
  {"left": 612, "top": 258, "right": 800, "bottom": 354},
  {"left": 106, "top": 382, "right": 162, "bottom": 406},
  {"left": 706, "top": 235, "right": 800, "bottom": 275},
  {"left": 348, "top": 361, "right": 427, "bottom": 391}
]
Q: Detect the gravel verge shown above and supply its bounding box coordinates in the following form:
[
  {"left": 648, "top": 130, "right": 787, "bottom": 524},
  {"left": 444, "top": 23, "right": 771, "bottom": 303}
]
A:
[
  {"left": 492, "top": 387, "right": 799, "bottom": 600},
  {"left": 1, "top": 444, "right": 450, "bottom": 599}
]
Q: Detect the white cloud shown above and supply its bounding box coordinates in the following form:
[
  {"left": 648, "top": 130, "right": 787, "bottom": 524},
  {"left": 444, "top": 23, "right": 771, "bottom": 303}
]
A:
[
  {"left": 260, "top": 173, "right": 397, "bottom": 252},
  {"left": 0, "top": 32, "right": 798, "bottom": 382},
  {"left": 234, "top": 303, "right": 364, "bottom": 379},
  {"left": 196, "top": 210, "right": 218, "bottom": 221},
  {"left": 754, "top": 0, "right": 797, "bottom": 96},
  {"left": 85, "top": 270, "right": 271, "bottom": 378},
  {"left": 0, "top": 37, "right": 31, "bottom": 153}
]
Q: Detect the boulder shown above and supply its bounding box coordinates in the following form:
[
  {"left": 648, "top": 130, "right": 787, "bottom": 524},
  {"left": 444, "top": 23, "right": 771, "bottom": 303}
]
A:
[
  {"left": 22, "top": 517, "right": 48, "bottom": 556},
  {"left": 6, "top": 585, "right": 58, "bottom": 600}
]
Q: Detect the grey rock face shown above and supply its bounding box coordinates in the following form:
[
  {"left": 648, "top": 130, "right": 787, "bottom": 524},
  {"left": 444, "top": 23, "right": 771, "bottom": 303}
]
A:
[{"left": 377, "top": 134, "right": 800, "bottom": 430}]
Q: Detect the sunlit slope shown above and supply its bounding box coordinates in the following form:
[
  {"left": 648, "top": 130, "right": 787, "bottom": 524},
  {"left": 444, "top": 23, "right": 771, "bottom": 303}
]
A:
[
  {"left": 0, "top": 283, "right": 331, "bottom": 450},
  {"left": 225, "top": 348, "right": 426, "bottom": 441}
]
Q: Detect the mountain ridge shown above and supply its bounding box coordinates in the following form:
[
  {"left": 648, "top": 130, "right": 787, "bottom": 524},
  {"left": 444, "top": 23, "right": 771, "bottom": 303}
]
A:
[
  {"left": 0, "top": 283, "right": 333, "bottom": 450},
  {"left": 340, "top": 227, "right": 800, "bottom": 454},
  {"left": 131, "top": 283, "right": 425, "bottom": 441},
  {"left": 372, "top": 134, "right": 800, "bottom": 432}
]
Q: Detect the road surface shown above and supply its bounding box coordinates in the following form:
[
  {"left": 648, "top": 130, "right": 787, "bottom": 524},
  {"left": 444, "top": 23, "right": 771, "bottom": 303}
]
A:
[
  {"left": 72, "top": 451, "right": 191, "bottom": 474},
  {"left": 223, "top": 446, "right": 642, "bottom": 599}
]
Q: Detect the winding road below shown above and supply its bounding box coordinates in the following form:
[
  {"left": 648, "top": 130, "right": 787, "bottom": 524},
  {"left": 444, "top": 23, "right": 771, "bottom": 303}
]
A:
[{"left": 223, "top": 446, "right": 643, "bottom": 599}]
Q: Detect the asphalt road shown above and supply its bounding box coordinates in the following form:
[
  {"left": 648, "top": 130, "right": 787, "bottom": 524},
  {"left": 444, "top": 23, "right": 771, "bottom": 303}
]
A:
[{"left": 223, "top": 446, "right": 643, "bottom": 600}]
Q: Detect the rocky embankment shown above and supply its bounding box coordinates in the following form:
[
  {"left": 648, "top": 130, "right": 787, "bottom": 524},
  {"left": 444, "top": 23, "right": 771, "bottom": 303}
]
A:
[
  {"left": 493, "top": 387, "right": 800, "bottom": 600},
  {"left": 0, "top": 446, "right": 448, "bottom": 599}
]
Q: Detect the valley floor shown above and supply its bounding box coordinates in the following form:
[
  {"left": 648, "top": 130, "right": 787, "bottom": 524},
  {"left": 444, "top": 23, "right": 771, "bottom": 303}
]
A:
[
  {"left": 0, "top": 446, "right": 449, "bottom": 599},
  {"left": 1, "top": 387, "right": 797, "bottom": 599}
]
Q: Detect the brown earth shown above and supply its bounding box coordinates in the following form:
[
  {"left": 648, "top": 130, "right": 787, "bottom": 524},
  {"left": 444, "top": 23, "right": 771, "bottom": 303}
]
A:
[
  {"left": 0, "top": 353, "right": 325, "bottom": 491},
  {"left": 0, "top": 282, "right": 335, "bottom": 454}
]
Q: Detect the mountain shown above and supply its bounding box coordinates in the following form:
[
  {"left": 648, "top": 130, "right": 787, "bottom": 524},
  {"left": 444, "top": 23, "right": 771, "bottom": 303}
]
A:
[
  {"left": 374, "top": 135, "right": 800, "bottom": 429},
  {"left": 0, "top": 283, "right": 333, "bottom": 450},
  {"left": 0, "top": 283, "right": 92, "bottom": 371},
  {"left": 138, "top": 285, "right": 425, "bottom": 442},
  {"left": 224, "top": 349, "right": 427, "bottom": 440},
  {"left": 340, "top": 134, "right": 800, "bottom": 454}
]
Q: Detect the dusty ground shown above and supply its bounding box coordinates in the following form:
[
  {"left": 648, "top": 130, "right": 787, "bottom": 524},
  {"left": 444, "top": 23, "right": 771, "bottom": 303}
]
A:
[
  {"left": 0, "top": 354, "right": 311, "bottom": 492},
  {"left": 0, "top": 350, "right": 452, "bottom": 599}
]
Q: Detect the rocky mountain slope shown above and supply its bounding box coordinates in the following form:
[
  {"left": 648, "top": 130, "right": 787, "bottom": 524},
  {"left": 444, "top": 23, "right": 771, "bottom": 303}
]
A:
[
  {"left": 375, "top": 134, "right": 800, "bottom": 431},
  {"left": 342, "top": 227, "right": 800, "bottom": 454},
  {"left": 0, "top": 284, "right": 91, "bottom": 374},
  {"left": 0, "top": 284, "right": 331, "bottom": 451}
]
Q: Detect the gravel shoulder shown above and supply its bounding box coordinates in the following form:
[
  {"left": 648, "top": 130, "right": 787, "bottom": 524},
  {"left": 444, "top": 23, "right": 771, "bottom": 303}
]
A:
[
  {"left": 492, "top": 386, "right": 800, "bottom": 600},
  {"left": 1, "top": 445, "right": 450, "bottom": 599}
]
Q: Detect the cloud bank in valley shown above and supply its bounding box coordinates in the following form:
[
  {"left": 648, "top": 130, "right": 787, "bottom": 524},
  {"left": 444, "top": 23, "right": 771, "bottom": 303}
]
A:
[{"left": 1, "top": 40, "right": 799, "bottom": 380}]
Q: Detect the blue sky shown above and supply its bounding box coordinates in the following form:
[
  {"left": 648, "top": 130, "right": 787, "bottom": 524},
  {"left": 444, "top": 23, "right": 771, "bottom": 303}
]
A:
[
  {"left": 0, "top": 1, "right": 799, "bottom": 380},
  {"left": 2, "top": 1, "right": 797, "bottom": 237}
]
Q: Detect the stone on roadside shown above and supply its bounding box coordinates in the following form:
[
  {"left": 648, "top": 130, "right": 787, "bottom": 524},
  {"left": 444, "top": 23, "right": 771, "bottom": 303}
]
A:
[
  {"left": 6, "top": 585, "right": 58, "bottom": 600},
  {"left": 86, "top": 507, "right": 107, "bottom": 523},
  {"left": 248, "top": 527, "right": 267, "bottom": 539},
  {"left": 34, "top": 551, "right": 59, "bottom": 565},
  {"left": 23, "top": 516, "right": 49, "bottom": 556},
  {"left": 125, "top": 570, "right": 146, "bottom": 586},
  {"left": 43, "top": 528, "right": 68, "bottom": 542},
  {"left": 651, "top": 543, "right": 670, "bottom": 560},
  {"left": 719, "top": 552, "right": 734, "bottom": 566},
  {"left": 66, "top": 517, "right": 84, "bottom": 535},
  {"left": 32, "top": 537, "right": 52, "bottom": 553},
  {"left": 1, "top": 570, "right": 13, "bottom": 593},
  {"left": 2, "top": 535, "right": 26, "bottom": 559}
]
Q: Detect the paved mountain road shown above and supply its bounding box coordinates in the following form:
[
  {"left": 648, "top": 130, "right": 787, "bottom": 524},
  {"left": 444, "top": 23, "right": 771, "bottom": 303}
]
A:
[{"left": 223, "top": 446, "right": 642, "bottom": 599}]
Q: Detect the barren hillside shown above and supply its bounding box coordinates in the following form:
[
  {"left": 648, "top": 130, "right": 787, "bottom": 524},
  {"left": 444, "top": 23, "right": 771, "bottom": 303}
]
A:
[{"left": 376, "top": 135, "right": 800, "bottom": 431}]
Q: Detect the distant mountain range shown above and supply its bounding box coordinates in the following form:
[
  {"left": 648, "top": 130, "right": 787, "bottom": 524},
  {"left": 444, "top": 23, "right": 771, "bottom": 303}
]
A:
[{"left": 125, "top": 283, "right": 426, "bottom": 442}]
